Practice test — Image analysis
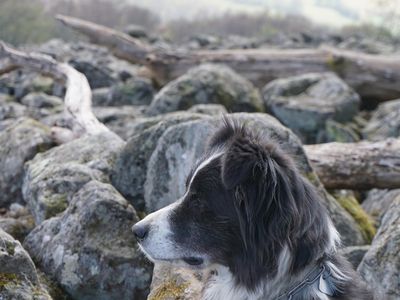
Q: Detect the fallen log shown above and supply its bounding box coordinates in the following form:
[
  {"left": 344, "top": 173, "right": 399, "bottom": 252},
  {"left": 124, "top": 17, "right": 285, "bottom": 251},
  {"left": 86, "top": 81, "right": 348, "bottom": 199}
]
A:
[
  {"left": 304, "top": 139, "right": 400, "bottom": 190},
  {"left": 0, "top": 41, "right": 113, "bottom": 144},
  {"left": 56, "top": 14, "right": 400, "bottom": 103}
]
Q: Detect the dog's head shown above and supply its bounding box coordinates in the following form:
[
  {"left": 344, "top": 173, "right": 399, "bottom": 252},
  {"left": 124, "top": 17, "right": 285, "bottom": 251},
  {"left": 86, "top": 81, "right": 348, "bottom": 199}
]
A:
[{"left": 133, "top": 118, "right": 335, "bottom": 290}]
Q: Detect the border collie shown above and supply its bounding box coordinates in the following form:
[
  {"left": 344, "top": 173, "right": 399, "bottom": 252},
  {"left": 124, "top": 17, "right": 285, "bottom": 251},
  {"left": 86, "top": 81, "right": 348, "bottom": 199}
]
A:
[{"left": 133, "top": 118, "right": 373, "bottom": 300}]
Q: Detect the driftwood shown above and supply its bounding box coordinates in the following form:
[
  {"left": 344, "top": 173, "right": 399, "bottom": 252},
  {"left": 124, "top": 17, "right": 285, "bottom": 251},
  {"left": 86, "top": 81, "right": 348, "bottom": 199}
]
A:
[
  {"left": 0, "top": 41, "right": 112, "bottom": 143},
  {"left": 56, "top": 14, "right": 400, "bottom": 103},
  {"left": 304, "top": 139, "right": 400, "bottom": 190}
]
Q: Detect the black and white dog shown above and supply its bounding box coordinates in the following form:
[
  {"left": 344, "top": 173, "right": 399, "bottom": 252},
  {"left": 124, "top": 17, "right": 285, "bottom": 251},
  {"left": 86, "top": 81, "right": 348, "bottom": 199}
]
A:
[{"left": 133, "top": 119, "right": 373, "bottom": 300}]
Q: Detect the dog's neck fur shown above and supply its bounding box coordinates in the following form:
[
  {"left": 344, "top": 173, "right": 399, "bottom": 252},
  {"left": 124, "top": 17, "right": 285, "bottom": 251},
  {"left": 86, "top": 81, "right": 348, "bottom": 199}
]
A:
[{"left": 202, "top": 221, "right": 344, "bottom": 300}]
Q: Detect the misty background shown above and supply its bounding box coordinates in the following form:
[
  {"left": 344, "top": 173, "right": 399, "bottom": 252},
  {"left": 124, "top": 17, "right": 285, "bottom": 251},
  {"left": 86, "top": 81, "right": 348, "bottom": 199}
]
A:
[{"left": 1, "top": 0, "right": 399, "bottom": 47}]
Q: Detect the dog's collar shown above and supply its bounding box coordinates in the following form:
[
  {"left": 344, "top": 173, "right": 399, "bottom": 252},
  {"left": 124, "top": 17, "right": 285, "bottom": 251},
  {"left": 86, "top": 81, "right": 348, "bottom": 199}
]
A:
[{"left": 275, "top": 262, "right": 335, "bottom": 300}]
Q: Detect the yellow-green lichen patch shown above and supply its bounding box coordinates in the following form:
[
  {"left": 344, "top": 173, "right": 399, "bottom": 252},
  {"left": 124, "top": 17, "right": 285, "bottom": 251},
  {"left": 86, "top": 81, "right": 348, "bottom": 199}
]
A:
[
  {"left": 304, "top": 172, "right": 321, "bottom": 187},
  {"left": 5, "top": 240, "right": 15, "bottom": 256},
  {"left": 43, "top": 194, "right": 69, "bottom": 220},
  {"left": 335, "top": 193, "right": 376, "bottom": 243},
  {"left": 148, "top": 279, "right": 189, "bottom": 300},
  {"left": 0, "top": 273, "right": 19, "bottom": 290}
]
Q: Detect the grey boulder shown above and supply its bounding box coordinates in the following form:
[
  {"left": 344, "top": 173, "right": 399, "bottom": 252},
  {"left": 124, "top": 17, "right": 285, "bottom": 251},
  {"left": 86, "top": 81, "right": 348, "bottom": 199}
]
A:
[
  {"left": 92, "top": 77, "right": 154, "bottom": 107},
  {"left": 0, "top": 118, "right": 53, "bottom": 208},
  {"left": 111, "top": 112, "right": 206, "bottom": 211},
  {"left": 362, "top": 189, "right": 400, "bottom": 228},
  {"left": 358, "top": 195, "right": 400, "bottom": 299},
  {"left": 262, "top": 72, "right": 360, "bottom": 143},
  {"left": 147, "top": 64, "right": 264, "bottom": 115},
  {"left": 20, "top": 92, "right": 63, "bottom": 109},
  {"left": 363, "top": 98, "right": 400, "bottom": 141},
  {"left": 23, "top": 132, "right": 124, "bottom": 224},
  {"left": 0, "top": 229, "right": 52, "bottom": 299},
  {"left": 339, "top": 245, "right": 370, "bottom": 269},
  {"left": 23, "top": 180, "right": 152, "bottom": 300},
  {"left": 188, "top": 103, "right": 228, "bottom": 115}
]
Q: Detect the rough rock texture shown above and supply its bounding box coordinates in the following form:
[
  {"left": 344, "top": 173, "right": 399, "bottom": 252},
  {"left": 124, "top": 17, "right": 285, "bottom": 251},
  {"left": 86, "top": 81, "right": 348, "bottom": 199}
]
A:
[
  {"left": 24, "top": 181, "right": 152, "bottom": 300},
  {"left": 0, "top": 229, "right": 52, "bottom": 299},
  {"left": 188, "top": 103, "right": 228, "bottom": 115},
  {"left": 147, "top": 264, "right": 202, "bottom": 300},
  {"left": 0, "top": 204, "right": 35, "bottom": 242},
  {"left": 20, "top": 93, "right": 63, "bottom": 109},
  {"left": 144, "top": 119, "right": 215, "bottom": 211},
  {"left": 23, "top": 132, "right": 124, "bottom": 224},
  {"left": 0, "top": 94, "right": 28, "bottom": 121},
  {"left": 93, "top": 106, "right": 146, "bottom": 140},
  {"left": 358, "top": 195, "right": 400, "bottom": 299},
  {"left": 0, "top": 118, "right": 54, "bottom": 208},
  {"left": 147, "top": 64, "right": 264, "bottom": 116},
  {"left": 92, "top": 77, "right": 154, "bottom": 107},
  {"left": 363, "top": 98, "right": 400, "bottom": 141},
  {"left": 324, "top": 120, "right": 360, "bottom": 143},
  {"left": 362, "top": 189, "right": 400, "bottom": 227},
  {"left": 339, "top": 245, "right": 370, "bottom": 269},
  {"left": 111, "top": 112, "right": 206, "bottom": 211},
  {"left": 262, "top": 72, "right": 360, "bottom": 143}
]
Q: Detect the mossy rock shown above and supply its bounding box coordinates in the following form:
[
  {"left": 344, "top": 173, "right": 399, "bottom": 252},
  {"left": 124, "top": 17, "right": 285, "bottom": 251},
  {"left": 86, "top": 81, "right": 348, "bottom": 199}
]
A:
[
  {"left": 334, "top": 191, "right": 376, "bottom": 243},
  {"left": 147, "top": 64, "right": 264, "bottom": 116}
]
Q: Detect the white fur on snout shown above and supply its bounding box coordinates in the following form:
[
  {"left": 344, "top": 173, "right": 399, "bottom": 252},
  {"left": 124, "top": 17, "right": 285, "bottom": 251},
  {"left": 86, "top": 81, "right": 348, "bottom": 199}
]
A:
[{"left": 135, "top": 202, "right": 179, "bottom": 261}]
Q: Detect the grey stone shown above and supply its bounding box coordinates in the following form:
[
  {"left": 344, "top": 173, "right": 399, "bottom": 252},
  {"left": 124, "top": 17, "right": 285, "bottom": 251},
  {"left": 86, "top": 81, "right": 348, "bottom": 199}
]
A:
[
  {"left": 109, "top": 78, "right": 154, "bottom": 106},
  {"left": 24, "top": 181, "right": 152, "bottom": 300},
  {"left": 93, "top": 105, "right": 146, "bottom": 139},
  {"left": 124, "top": 24, "right": 148, "bottom": 39},
  {"left": 362, "top": 189, "right": 400, "bottom": 227},
  {"left": 111, "top": 112, "right": 206, "bottom": 211},
  {"left": 262, "top": 72, "right": 360, "bottom": 143},
  {"left": 363, "top": 98, "right": 400, "bottom": 141},
  {"left": 69, "top": 58, "right": 117, "bottom": 89},
  {"left": 92, "top": 77, "right": 154, "bottom": 107},
  {"left": 0, "top": 229, "right": 52, "bottom": 299},
  {"left": 21, "top": 92, "right": 63, "bottom": 109},
  {"left": 0, "top": 95, "right": 28, "bottom": 121},
  {"left": 0, "top": 118, "right": 53, "bottom": 208},
  {"left": 23, "top": 132, "right": 124, "bottom": 224},
  {"left": 358, "top": 195, "right": 400, "bottom": 299},
  {"left": 188, "top": 104, "right": 228, "bottom": 115},
  {"left": 0, "top": 205, "right": 35, "bottom": 242},
  {"left": 147, "top": 64, "right": 264, "bottom": 115},
  {"left": 144, "top": 119, "right": 215, "bottom": 211},
  {"left": 339, "top": 245, "right": 370, "bottom": 269},
  {"left": 148, "top": 264, "right": 202, "bottom": 300}
]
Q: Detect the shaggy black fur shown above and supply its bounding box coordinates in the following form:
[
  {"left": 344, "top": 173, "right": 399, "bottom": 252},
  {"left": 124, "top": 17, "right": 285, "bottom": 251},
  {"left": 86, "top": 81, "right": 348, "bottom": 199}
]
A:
[{"left": 169, "top": 118, "right": 373, "bottom": 299}]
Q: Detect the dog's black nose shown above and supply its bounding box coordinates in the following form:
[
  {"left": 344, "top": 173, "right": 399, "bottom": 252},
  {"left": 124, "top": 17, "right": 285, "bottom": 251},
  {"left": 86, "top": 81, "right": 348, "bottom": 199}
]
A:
[{"left": 132, "top": 224, "right": 149, "bottom": 241}]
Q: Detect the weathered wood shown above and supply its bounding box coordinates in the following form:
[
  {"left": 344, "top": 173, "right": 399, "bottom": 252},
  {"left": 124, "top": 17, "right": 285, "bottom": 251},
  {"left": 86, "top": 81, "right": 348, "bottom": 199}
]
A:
[
  {"left": 304, "top": 139, "right": 400, "bottom": 190},
  {"left": 56, "top": 14, "right": 400, "bottom": 102},
  {"left": 0, "top": 41, "right": 113, "bottom": 143}
]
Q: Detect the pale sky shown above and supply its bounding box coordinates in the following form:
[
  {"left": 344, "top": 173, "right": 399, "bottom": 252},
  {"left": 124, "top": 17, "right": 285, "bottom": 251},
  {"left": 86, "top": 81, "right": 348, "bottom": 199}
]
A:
[{"left": 129, "top": 0, "right": 400, "bottom": 28}]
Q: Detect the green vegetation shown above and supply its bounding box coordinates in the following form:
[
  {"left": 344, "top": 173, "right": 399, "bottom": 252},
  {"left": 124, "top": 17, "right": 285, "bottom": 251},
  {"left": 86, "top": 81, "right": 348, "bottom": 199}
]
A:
[
  {"left": 335, "top": 193, "right": 376, "bottom": 243},
  {"left": 0, "top": 0, "right": 56, "bottom": 46}
]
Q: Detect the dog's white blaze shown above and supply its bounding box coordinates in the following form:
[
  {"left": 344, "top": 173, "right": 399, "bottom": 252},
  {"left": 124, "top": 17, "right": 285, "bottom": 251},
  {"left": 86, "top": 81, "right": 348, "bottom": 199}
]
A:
[{"left": 188, "top": 152, "right": 223, "bottom": 190}]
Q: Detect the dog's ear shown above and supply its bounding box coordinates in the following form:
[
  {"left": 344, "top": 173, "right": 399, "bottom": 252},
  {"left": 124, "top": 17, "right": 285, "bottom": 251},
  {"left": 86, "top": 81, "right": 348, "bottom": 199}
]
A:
[
  {"left": 221, "top": 135, "right": 265, "bottom": 190},
  {"left": 221, "top": 131, "right": 306, "bottom": 288}
]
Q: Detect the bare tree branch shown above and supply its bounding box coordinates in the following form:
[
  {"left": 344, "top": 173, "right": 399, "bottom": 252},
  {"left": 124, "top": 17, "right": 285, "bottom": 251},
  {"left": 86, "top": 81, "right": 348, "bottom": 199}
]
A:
[
  {"left": 304, "top": 138, "right": 400, "bottom": 190},
  {"left": 0, "top": 41, "right": 114, "bottom": 143}
]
